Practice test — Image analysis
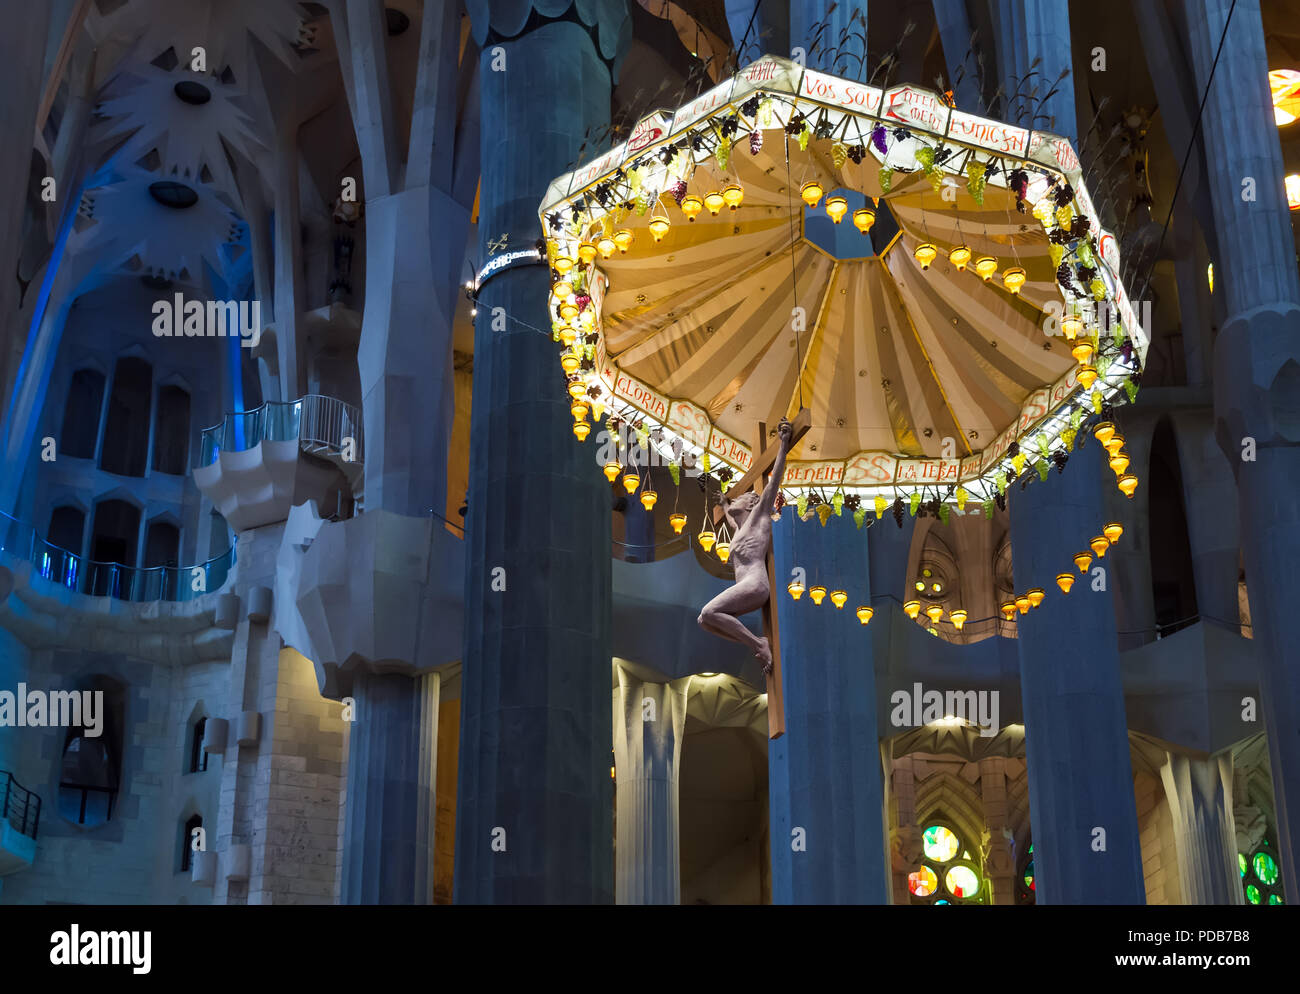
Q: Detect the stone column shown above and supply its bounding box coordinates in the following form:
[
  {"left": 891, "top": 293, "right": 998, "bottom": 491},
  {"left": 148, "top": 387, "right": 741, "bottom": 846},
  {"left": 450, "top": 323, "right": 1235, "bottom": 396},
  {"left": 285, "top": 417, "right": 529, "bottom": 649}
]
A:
[
  {"left": 888, "top": 753, "right": 921, "bottom": 903},
  {"left": 340, "top": 669, "right": 439, "bottom": 903},
  {"left": 768, "top": 514, "right": 889, "bottom": 903},
  {"left": 1160, "top": 752, "right": 1242, "bottom": 904},
  {"left": 271, "top": 123, "right": 304, "bottom": 401},
  {"left": 724, "top": 0, "right": 787, "bottom": 67},
  {"left": 621, "top": 495, "right": 655, "bottom": 563},
  {"left": 978, "top": 757, "right": 1016, "bottom": 904},
  {"left": 612, "top": 667, "right": 691, "bottom": 904},
  {"left": 1173, "top": 411, "right": 1241, "bottom": 628},
  {"left": 1187, "top": 0, "right": 1300, "bottom": 896},
  {"left": 992, "top": 0, "right": 1074, "bottom": 132},
  {"left": 1009, "top": 455, "right": 1146, "bottom": 903},
  {"left": 454, "top": 2, "right": 629, "bottom": 904},
  {"left": 790, "top": 0, "right": 865, "bottom": 80},
  {"left": 932, "top": 0, "right": 981, "bottom": 109}
]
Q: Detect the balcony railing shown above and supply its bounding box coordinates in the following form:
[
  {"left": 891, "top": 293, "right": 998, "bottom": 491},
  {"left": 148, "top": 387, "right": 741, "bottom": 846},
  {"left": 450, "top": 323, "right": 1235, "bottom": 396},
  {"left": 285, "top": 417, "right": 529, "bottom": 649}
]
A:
[
  {"left": 0, "top": 771, "right": 41, "bottom": 840},
  {"left": 200, "top": 394, "right": 364, "bottom": 466},
  {"left": 0, "top": 509, "right": 235, "bottom": 603}
]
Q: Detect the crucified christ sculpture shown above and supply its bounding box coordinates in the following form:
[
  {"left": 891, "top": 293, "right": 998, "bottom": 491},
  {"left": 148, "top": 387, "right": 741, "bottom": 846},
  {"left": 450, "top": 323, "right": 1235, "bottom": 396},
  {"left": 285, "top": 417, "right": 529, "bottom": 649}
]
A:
[{"left": 696, "top": 416, "right": 793, "bottom": 677}]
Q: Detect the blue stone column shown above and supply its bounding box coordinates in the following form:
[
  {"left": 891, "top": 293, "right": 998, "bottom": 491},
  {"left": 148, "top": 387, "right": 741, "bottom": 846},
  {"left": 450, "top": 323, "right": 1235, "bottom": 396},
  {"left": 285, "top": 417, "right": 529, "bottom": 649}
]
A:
[
  {"left": 932, "top": 0, "right": 981, "bottom": 108},
  {"left": 1186, "top": 0, "right": 1300, "bottom": 896},
  {"left": 790, "top": 1, "right": 865, "bottom": 80},
  {"left": 455, "top": 5, "right": 628, "bottom": 904},
  {"left": 1009, "top": 455, "right": 1146, "bottom": 903},
  {"left": 768, "top": 513, "right": 889, "bottom": 903},
  {"left": 341, "top": 670, "right": 439, "bottom": 903}
]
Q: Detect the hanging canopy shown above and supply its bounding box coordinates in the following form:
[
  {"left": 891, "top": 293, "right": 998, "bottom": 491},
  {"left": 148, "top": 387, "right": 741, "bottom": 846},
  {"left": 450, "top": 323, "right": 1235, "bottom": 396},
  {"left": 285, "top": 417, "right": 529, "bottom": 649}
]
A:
[{"left": 536, "top": 55, "right": 1145, "bottom": 503}]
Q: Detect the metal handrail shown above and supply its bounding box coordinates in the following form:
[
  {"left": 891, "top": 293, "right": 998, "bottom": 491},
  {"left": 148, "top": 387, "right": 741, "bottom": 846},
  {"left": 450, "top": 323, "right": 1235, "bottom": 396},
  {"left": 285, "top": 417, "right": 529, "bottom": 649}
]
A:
[
  {"left": 0, "top": 508, "right": 236, "bottom": 603},
  {"left": 199, "top": 394, "right": 365, "bottom": 467},
  {"left": 1, "top": 771, "right": 41, "bottom": 839}
]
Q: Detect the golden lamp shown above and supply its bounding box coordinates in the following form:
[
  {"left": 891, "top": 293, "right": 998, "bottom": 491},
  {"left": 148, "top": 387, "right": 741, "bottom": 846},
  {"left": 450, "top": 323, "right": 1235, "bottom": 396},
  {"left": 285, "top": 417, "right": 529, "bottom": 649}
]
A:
[
  {"left": 1104, "top": 433, "right": 1126, "bottom": 457},
  {"left": 596, "top": 235, "right": 617, "bottom": 259},
  {"left": 647, "top": 218, "right": 669, "bottom": 243},
  {"left": 722, "top": 184, "right": 744, "bottom": 210},
  {"left": 914, "top": 242, "right": 938, "bottom": 270},
  {"left": 669, "top": 512, "right": 687, "bottom": 534},
  {"left": 974, "top": 256, "right": 998, "bottom": 281},
  {"left": 1061, "top": 313, "right": 1082, "bottom": 340},
  {"left": 603, "top": 461, "right": 620, "bottom": 483},
  {"left": 904, "top": 599, "right": 921, "bottom": 619},
  {"left": 950, "top": 609, "right": 968, "bottom": 631},
  {"left": 1027, "top": 588, "right": 1045, "bottom": 608},
  {"left": 704, "top": 191, "right": 726, "bottom": 216},
  {"left": 698, "top": 529, "right": 716, "bottom": 552},
  {"left": 1109, "top": 451, "right": 1130, "bottom": 476},
  {"left": 570, "top": 400, "right": 589, "bottom": 421},
  {"left": 1090, "top": 534, "right": 1110, "bottom": 558},
  {"left": 926, "top": 603, "right": 944, "bottom": 623},
  {"left": 573, "top": 422, "right": 591, "bottom": 441},
  {"left": 857, "top": 606, "right": 874, "bottom": 625},
  {"left": 641, "top": 490, "right": 658, "bottom": 511},
  {"left": 788, "top": 580, "right": 805, "bottom": 600},
  {"left": 1118, "top": 474, "right": 1139, "bottom": 498},
  {"left": 553, "top": 253, "right": 575, "bottom": 275},
  {"left": 810, "top": 585, "right": 828, "bottom": 606},
  {"left": 716, "top": 542, "right": 731, "bottom": 563},
  {"left": 1071, "top": 340, "right": 1095, "bottom": 364},
  {"left": 1073, "top": 550, "right": 1093, "bottom": 573},
  {"left": 1077, "top": 365, "right": 1099, "bottom": 389},
  {"left": 622, "top": 473, "right": 640, "bottom": 493},
  {"left": 800, "top": 181, "right": 824, "bottom": 208},
  {"left": 948, "top": 244, "right": 972, "bottom": 271},
  {"left": 612, "top": 229, "right": 634, "bottom": 253},
  {"left": 1015, "top": 594, "right": 1031, "bottom": 615},
  {"left": 1093, "top": 421, "right": 1116, "bottom": 445},
  {"left": 1000, "top": 601, "right": 1017, "bottom": 621},
  {"left": 826, "top": 195, "right": 849, "bottom": 224},
  {"left": 853, "top": 208, "right": 876, "bottom": 234},
  {"left": 577, "top": 242, "right": 598, "bottom": 265},
  {"left": 1002, "top": 266, "right": 1026, "bottom": 293},
  {"left": 1056, "top": 572, "right": 1075, "bottom": 594},
  {"left": 1104, "top": 522, "right": 1123, "bottom": 545},
  {"left": 680, "top": 194, "right": 703, "bottom": 222},
  {"left": 552, "top": 278, "right": 574, "bottom": 300},
  {"left": 831, "top": 589, "right": 849, "bottom": 609},
  {"left": 560, "top": 350, "right": 580, "bottom": 374}
]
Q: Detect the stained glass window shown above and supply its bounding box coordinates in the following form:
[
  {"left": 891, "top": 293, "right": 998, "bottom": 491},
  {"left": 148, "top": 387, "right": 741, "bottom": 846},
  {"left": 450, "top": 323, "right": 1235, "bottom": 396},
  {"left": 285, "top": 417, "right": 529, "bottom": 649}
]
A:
[
  {"left": 907, "top": 821, "right": 987, "bottom": 905},
  {"left": 1016, "top": 841, "right": 1036, "bottom": 905},
  {"left": 1239, "top": 839, "right": 1285, "bottom": 906}
]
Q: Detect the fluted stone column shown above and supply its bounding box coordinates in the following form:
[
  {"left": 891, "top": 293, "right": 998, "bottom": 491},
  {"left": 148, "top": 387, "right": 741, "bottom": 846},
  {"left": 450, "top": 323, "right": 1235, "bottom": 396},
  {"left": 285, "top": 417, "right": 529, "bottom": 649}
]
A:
[
  {"left": 1009, "top": 455, "right": 1145, "bottom": 903},
  {"left": 888, "top": 753, "right": 921, "bottom": 903},
  {"left": 1174, "top": 412, "right": 1241, "bottom": 628},
  {"left": 613, "top": 668, "right": 691, "bottom": 904},
  {"left": 724, "top": 0, "right": 787, "bottom": 66},
  {"left": 991, "top": 0, "right": 1074, "bottom": 131},
  {"left": 1161, "top": 752, "right": 1242, "bottom": 904},
  {"left": 1187, "top": 0, "right": 1300, "bottom": 896},
  {"left": 621, "top": 496, "right": 655, "bottom": 563},
  {"left": 978, "top": 757, "right": 1016, "bottom": 904},
  {"left": 769, "top": 514, "right": 889, "bottom": 903},
  {"left": 455, "top": 1, "right": 628, "bottom": 904},
  {"left": 932, "top": 0, "right": 981, "bottom": 109},
  {"left": 790, "top": 0, "right": 865, "bottom": 80},
  {"left": 341, "top": 669, "right": 439, "bottom": 903}
]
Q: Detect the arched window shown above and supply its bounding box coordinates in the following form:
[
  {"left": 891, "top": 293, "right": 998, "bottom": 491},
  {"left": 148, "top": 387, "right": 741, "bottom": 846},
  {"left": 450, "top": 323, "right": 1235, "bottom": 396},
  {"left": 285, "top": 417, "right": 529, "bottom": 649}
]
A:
[
  {"left": 906, "top": 821, "right": 988, "bottom": 905},
  {"left": 1017, "top": 841, "right": 1036, "bottom": 905},
  {"left": 1239, "top": 838, "right": 1286, "bottom": 905},
  {"left": 180, "top": 814, "right": 203, "bottom": 873},
  {"left": 56, "top": 677, "right": 124, "bottom": 827},
  {"left": 89, "top": 499, "right": 141, "bottom": 598},
  {"left": 100, "top": 357, "right": 152, "bottom": 477},
  {"left": 1148, "top": 419, "right": 1199, "bottom": 636},
  {"left": 189, "top": 717, "right": 208, "bottom": 774},
  {"left": 152, "top": 385, "right": 191, "bottom": 474},
  {"left": 44, "top": 506, "right": 85, "bottom": 588},
  {"left": 60, "top": 368, "right": 105, "bottom": 459}
]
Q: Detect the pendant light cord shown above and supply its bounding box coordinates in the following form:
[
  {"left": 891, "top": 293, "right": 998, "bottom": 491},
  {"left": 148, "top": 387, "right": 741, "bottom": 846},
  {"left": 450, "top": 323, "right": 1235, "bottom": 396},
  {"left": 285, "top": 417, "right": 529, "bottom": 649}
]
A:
[{"left": 784, "top": 134, "right": 807, "bottom": 411}]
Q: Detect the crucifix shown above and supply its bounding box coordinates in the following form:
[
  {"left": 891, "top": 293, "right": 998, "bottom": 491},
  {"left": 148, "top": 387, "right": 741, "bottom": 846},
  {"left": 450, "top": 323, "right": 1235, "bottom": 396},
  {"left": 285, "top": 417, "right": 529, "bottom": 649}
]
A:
[{"left": 697, "top": 407, "right": 811, "bottom": 739}]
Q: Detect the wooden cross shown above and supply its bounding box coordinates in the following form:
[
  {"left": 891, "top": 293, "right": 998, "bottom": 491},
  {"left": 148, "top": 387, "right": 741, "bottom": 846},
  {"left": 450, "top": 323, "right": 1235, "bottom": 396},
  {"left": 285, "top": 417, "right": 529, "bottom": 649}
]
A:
[{"left": 712, "top": 407, "right": 811, "bottom": 740}]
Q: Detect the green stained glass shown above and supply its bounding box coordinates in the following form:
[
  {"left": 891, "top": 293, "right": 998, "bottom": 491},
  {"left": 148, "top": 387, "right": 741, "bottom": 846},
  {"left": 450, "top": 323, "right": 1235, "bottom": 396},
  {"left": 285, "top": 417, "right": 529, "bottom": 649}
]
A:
[
  {"left": 909, "top": 865, "right": 938, "bottom": 897},
  {"left": 945, "top": 865, "right": 980, "bottom": 899},
  {"left": 1269, "top": 894, "right": 1284, "bottom": 905},
  {"left": 1253, "top": 852, "right": 1279, "bottom": 885},
  {"left": 922, "top": 825, "right": 960, "bottom": 862},
  {"left": 1024, "top": 860, "right": 1035, "bottom": 892},
  {"left": 1239, "top": 853, "right": 1248, "bottom": 878},
  {"left": 1246, "top": 884, "right": 1261, "bottom": 905}
]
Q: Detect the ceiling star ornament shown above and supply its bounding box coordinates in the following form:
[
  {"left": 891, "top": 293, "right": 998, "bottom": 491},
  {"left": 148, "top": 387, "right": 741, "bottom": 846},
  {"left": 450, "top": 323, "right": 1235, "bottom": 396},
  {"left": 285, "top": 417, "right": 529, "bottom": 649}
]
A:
[
  {"left": 94, "top": 63, "right": 267, "bottom": 201},
  {"left": 73, "top": 165, "right": 245, "bottom": 291},
  {"left": 538, "top": 55, "right": 1146, "bottom": 512},
  {"left": 97, "top": 0, "right": 307, "bottom": 88}
]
